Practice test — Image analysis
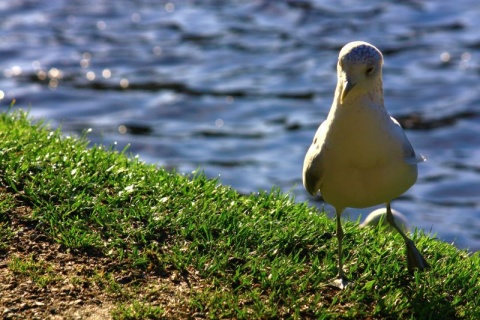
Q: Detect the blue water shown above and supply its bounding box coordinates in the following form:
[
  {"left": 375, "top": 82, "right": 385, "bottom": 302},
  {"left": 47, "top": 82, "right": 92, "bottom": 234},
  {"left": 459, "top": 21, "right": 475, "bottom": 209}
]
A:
[{"left": 1, "top": 0, "right": 479, "bottom": 251}]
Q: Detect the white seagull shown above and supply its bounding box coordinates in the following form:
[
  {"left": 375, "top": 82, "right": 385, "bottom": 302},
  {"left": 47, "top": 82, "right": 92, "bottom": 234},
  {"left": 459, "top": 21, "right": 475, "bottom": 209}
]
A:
[
  {"left": 302, "top": 41, "right": 429, "bottom": 289},
  {"left": 360, "top": 207, "right": 409, "bottom": 232}
]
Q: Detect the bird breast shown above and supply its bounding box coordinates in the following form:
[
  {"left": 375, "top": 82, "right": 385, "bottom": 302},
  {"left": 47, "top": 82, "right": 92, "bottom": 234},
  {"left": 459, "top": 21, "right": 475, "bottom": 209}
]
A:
[
  {"left": 327, "top": 99, "right": 395, "bottom": 168},
  {"left": 319, "top": 98, "right": 418, "bottom": 208}
]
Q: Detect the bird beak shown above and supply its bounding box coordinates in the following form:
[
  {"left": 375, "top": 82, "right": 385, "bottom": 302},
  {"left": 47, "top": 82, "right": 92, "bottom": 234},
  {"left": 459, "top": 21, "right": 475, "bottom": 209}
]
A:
[{"left": 341, "top": 78, "right": 354, "bottom": 103}]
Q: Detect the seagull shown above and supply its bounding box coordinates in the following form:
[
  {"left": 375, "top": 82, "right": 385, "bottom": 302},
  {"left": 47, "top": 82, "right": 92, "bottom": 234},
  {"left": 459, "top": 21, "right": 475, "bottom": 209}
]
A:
[
  {"left": 302, "top": 41, "right": 429, "bottom": 289},
  {"left": 360, "top": 207, "right": 409, "bottom": 231}
]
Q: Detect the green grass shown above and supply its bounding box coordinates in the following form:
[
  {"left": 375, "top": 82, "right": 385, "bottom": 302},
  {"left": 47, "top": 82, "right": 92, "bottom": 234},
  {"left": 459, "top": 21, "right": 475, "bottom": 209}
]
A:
[
  {"left": 8, "top": 254, "right": 60, "bottom": 287},
  {"left": 0, "top": 109, "right": 479, "bottom": 318}
]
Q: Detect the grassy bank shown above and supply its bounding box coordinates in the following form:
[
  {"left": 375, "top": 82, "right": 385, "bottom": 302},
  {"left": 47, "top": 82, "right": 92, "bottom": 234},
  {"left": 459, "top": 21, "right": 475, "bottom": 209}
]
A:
[{"left": 0, "top": 109, "right": 478, "bottom": 319}]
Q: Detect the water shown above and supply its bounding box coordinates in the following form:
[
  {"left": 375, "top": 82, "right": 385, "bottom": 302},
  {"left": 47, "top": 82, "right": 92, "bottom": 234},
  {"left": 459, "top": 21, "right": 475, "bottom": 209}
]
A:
[{"left": 1, "top": 0, "right": 479, "bottom": 251}]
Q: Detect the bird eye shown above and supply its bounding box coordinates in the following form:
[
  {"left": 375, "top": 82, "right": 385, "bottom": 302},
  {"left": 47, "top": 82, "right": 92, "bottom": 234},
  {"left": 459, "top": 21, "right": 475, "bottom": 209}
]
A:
[{"left": 366, "top": 66, "right": 374, "bottom": 75}]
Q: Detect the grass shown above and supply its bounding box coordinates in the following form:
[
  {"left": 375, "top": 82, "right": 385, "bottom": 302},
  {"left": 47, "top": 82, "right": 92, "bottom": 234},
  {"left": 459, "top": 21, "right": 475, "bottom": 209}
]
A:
[
  {"left": 8, "top": 254, "right": 60, "bottom": 288},
  {"left": 0, "top": 109, "right": 479, "bottom": 319}
]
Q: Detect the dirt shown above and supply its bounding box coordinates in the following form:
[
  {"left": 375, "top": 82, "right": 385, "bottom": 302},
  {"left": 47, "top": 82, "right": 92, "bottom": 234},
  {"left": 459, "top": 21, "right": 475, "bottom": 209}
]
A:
[{"left": 0, "top": 193, "right": 204, "bottom": 319}]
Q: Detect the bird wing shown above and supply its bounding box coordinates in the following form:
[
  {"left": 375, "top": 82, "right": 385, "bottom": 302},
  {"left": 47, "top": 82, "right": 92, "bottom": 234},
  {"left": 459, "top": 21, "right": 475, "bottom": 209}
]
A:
[
  {"left": 390, "top": 116, "right": 423, "bottom": 165},
  {"left": 303, "top": 121, "right": 328, "bottom": 195}
]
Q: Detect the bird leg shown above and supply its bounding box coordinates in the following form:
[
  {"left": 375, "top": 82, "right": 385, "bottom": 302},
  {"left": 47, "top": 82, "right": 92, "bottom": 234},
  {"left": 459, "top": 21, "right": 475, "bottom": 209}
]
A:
[
  {"left": 385, "top": 203, "right": 429, "bottom": 271},
  {"left": 331, "top": 210, "right": 351, "bottom": 289}
]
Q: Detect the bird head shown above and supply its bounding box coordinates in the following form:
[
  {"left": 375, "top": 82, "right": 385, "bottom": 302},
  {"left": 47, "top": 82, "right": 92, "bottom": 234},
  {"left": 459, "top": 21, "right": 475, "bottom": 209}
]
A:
[{"left": 337, "top": 41, "right": 384, "bottom": 104}]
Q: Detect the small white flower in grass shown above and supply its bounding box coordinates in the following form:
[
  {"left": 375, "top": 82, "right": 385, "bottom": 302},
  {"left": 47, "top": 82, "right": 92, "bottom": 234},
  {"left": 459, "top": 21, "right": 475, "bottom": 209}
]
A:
[
  {"left": 152, "top": 213, "right": 161, "bottom": 222},
  {"left": 159, "top": 197, "right": 169, "bottom": 203},
  {"left": 119, "top": 185, "right": 135, "bottom": 196}
]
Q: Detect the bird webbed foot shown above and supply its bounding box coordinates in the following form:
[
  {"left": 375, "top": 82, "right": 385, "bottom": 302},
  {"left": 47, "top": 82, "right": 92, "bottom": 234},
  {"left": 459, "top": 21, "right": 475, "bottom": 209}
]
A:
[
  {"left": 405, "top": 238, "right": 430, "bottom": 271},
  {"left": 329, "top": 275, "right": 352, "bottom": 289}
]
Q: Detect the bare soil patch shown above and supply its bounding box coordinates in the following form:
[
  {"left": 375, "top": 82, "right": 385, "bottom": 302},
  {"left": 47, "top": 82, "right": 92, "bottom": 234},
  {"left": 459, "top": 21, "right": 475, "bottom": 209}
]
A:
[{"left": 0, "top": 192, "right": 206, "bottom": 319}]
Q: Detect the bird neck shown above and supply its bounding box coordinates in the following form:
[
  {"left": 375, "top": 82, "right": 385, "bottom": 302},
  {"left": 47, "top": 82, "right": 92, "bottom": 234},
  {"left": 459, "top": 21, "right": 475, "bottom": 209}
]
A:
[
  {"left": 335, "top": 78, "right": 385, "bottom": 109},
  {"left": 366, "top": 78, "right": 384, "bottom": 106}
]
